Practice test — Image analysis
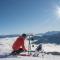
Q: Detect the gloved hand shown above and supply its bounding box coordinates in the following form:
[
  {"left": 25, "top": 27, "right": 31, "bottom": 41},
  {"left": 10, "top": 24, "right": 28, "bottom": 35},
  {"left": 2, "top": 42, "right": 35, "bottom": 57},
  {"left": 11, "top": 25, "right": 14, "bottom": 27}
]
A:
[{"left": 23, "top": 48, "right": 27, "bottom": 52}]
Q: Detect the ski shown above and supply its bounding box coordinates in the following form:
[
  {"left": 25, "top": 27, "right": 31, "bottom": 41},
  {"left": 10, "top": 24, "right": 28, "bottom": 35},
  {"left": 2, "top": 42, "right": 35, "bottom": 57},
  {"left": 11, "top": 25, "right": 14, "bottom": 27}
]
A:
[
  {"left": 17, "top": 54, "right": 31, "bottom": 56},
  {"left": 0, "top": 53, "right": 31, "bottom": 58},
  {"left": 0, "top": 54, "right": 12, "bottom": 58}
]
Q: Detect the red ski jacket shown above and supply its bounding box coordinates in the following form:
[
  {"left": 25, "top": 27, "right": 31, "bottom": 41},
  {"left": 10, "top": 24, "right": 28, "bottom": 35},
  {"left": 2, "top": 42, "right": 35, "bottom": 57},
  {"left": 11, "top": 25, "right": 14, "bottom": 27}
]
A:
[{"left": 12, "top": 36, "right": 26, "bottom": 51}]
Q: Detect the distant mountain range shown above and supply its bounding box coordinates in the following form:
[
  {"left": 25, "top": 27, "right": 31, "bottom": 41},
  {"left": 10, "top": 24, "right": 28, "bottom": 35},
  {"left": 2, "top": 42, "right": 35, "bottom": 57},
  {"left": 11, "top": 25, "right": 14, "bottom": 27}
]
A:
[
  {"left": 43, "top": 31, "right": 60, "bottom": 36},
  {"left": 31, "top": 31, "right": 60, "bottom": 44},
  {"left": 0, "top": 31, "right": 60, "bottom": 44},
  {"left": 0, "top": 34, "right": 20, "bottom": 38}
]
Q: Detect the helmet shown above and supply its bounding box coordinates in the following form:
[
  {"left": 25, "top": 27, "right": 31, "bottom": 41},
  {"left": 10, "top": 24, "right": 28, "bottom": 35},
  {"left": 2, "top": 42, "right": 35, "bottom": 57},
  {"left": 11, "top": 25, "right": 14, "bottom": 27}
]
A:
[{"left": 22, "top": 33, "right": 27, "bottom": 37}]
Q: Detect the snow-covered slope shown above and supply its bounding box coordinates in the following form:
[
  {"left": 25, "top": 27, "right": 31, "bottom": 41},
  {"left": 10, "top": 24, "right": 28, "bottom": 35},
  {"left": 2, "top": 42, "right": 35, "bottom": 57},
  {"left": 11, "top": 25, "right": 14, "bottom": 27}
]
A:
[
  {"left": 43, "top": 43, "right": 60, "bottom": 52},
  {"left": 0, "top": 37, "right": 17, "bottom": 55},
  {"left": 0, "top": 37, "right": 60, "bottom": 54},
  {"left": 0, "top": 37, "right": 60, "bottom": 60}
]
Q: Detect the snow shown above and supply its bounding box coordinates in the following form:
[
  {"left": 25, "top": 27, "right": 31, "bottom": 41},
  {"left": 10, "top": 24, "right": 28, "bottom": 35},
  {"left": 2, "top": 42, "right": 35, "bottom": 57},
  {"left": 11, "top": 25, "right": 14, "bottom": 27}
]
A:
[
  {"left": 43, "top": 44, "right": 60, "bottom": 52},
  {"left": 0, "top": 37, "right": 60, "bottom": 60},
  {"left": 0, "top": 55, "right": 60, "bottom": 60}
]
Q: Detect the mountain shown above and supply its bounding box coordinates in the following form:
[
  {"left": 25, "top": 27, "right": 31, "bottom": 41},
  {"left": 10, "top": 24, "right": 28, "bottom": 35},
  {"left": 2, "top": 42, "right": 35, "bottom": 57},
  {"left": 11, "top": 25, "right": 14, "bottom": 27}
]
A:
[
  {"left": 31, "top": 31, "right": 60, "bottom": 44},
  {"left": 0, "top": 34, "right": 20, "bottom": 38},
  {"left": 0, "top": 34, "right": 34, "bottom": 38},
  {"left": 35, "top": 33, "right": 44, "bottom": 36},
  {"left": 43, "top": 31, "right": 60, "bottom": 36},
  {"left": 0, "top": 31, "right": 60, "bottom": 44}
]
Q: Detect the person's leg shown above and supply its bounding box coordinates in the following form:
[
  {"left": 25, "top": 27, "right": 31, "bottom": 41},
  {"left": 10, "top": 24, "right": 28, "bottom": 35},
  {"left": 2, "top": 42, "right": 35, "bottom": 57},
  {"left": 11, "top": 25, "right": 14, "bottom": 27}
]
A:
[
  {"left": 10, "top": 48, "right": 24, "bottom": 55},
  {"left": 10, "top": 50, "right": 17, "bottom": 55},
  {"left": 15, "top": 48, "right": 24, "bottom": 55}
]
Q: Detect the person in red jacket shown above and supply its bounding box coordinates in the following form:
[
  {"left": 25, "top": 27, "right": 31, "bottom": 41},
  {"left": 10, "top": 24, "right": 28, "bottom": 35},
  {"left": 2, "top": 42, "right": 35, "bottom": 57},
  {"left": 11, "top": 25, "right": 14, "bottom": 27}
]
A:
[{"left": 10, "top": 34, "right": 27, "bottom": 55}]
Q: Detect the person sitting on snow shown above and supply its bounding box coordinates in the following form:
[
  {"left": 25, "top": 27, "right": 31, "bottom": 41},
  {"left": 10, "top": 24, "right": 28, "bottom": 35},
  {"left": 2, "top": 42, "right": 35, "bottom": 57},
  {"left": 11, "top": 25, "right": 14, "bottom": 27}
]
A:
[{"left": 10, "top": 34, "right": 27, "bottom": 55}]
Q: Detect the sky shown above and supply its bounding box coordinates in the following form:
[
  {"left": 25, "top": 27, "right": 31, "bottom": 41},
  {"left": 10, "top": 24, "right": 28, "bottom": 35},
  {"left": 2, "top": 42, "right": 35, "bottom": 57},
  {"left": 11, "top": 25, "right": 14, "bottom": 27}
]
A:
[{"left": 0, "top": 0, "right": 60, "bottom": 35}]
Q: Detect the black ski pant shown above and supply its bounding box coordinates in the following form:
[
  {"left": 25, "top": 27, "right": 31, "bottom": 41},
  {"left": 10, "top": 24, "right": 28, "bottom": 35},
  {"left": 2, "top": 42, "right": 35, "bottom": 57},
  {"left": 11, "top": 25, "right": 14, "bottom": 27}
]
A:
[{"left": 10, "top": 48, "right": 24, "bottom": 55}]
